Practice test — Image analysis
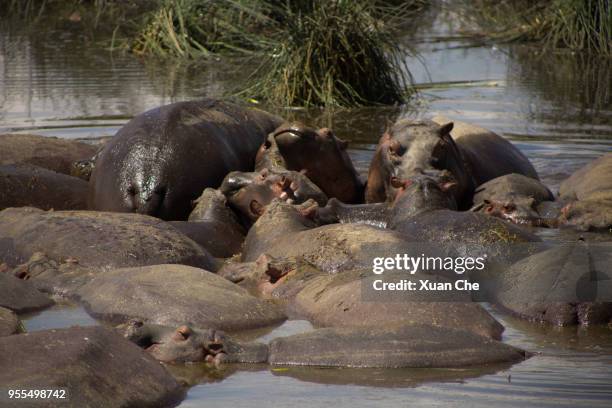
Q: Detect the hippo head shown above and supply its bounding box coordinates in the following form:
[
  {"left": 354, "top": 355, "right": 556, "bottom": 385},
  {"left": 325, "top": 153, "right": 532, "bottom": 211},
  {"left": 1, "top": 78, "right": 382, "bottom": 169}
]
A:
[
  {"left": 390, "top": 175, "right": 457, "bottom": 221},
  {"left": 120, "top": 320, "right": 227, "bottom": 364},
  {"left": 220, "top": 168, "right": 328, "bottom": 225},
  {"left": 120, "top": 320, "right": 269, "bottom": 364},
  {"left": 257, "top": 122, "right": 364, "bottom": 203},
  {"left": 366, "top": 119, "right": 472, "bottom": 206},
  {"left": 473, "top": 198, "right": 542, "bottom": 226}
]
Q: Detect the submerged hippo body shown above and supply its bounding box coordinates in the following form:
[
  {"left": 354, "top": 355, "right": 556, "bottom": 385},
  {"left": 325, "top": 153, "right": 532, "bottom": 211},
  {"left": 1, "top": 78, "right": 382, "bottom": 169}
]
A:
[
  {"left": 493, "top": 243, "right": 612, "bottom": 326},
  {"left": 119, "top": 320, "right": 268, "bottom": 364},
  {"left": 0, "top": 326, "right": 185, "bottom": 407},
  {"left": 256, "top": 122, "right": 364, "bottom": 203},
  {"left": 242, "top": 200, "right": 413, "bottom": 273},
  {"left": 172, "top": 188, "right": 246, "bottom": 258},
  {"left": 0, "top": 208, "right": 216, "bottom": 295},
  {"left": 366, "top": 117, "right": 537, "bottom": 207},
  {"left": 323, "top": 176, "right": 541, "bottom": 265},
  {"left": 0, "top": 134, "right": 98, "bottom": 175},
  {"left": 89, "top": 100, "right": 283, "bottom": 220},
  {"left": 268, "top": 325, "right": 529, "bottom": 368},
  {"left": 559, "top": 153, "right": 612, "bottom": 231},
  {"left": 77, "top": 264, "right": 286, "bottom": 331},
  {"left": 0, "top": 164, "right": 89, "bottom": 211},
  {"left": 291, "top": 271, "right": 504, "bottom": 339}
]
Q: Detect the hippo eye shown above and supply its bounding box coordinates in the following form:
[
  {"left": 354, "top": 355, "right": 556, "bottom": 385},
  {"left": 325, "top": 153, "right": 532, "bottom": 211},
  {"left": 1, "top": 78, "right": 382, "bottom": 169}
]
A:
[
  {"left": 503, "top": 204, "right": 516, "bottom": 211},
  {"left": 388, "top": 140, "right": 405, "bottom": 156}
]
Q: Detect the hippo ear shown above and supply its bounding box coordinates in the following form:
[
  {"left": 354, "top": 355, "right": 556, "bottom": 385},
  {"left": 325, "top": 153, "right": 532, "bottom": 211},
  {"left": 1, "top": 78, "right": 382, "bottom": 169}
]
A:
[{"left": 438, "top": 122, "right": 454, "bottom": 137}]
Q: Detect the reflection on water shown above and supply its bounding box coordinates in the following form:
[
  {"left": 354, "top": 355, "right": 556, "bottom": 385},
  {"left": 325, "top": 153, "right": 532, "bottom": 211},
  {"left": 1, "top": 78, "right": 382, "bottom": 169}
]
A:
[
  {"left": 1, "top": 2, "right": 612, "bottom": 407},
  {"left": 21, "top": 303, "right": 99, "bottom": 332}
]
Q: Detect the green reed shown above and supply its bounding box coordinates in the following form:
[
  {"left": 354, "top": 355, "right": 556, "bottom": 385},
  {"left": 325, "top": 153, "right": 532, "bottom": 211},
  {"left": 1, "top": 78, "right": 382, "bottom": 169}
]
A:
[{"left": 470, "top": 0, "right": 611, "bottom": 55}]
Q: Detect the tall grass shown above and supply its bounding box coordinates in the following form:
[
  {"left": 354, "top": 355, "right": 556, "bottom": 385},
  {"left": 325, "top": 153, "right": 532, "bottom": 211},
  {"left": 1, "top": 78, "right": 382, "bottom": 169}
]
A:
[
  {"left": 470, "top": 0, "right": 611, "bottom": 55},
  {"left": 128, "top": 0, "right": 425, "bottom": 107},
  {"left": 130, "top": 0, "right": 276, "bottom": 57},
  {"left": 240, "top": 1, "right": 416, "bottom": 107}
]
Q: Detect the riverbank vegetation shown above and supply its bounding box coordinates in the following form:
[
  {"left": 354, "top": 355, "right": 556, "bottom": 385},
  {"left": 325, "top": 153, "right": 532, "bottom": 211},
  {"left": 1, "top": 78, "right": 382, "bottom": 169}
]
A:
[
  {"left": 470, "top": 0, "right": 611, "bottom": 56},
  {"left": 1, "top": 0, "right": 425, "bottom": 107}
]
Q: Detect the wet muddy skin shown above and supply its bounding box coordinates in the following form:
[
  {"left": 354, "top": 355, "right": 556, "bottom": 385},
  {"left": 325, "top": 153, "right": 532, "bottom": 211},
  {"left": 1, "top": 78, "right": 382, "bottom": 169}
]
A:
[{"left": 2, "top": 2, "right": 612, "bottom": 408}]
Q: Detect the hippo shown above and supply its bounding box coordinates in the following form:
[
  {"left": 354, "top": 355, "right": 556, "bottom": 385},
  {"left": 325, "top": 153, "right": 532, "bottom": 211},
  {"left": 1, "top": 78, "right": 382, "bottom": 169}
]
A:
[
  {"left": 170, "top": 188, "right": 246, "bottom": 258},
  {"left": 0, "top": 208, "right": 216, "bottom": 295},
  {"left": 0, "top": 326, "right": 185, "bottom": 407},
  {"left": 320, "top": 176, "right": 541, "bottom": 267},
  {"left": 492, "top": 242, "right": 612, "bottom": 326},
  {"left": 256, "top": 122, "right": 364, "bottom": 203},
  {"left": 365, "top": 117, "right": 538, "bottom": 208},
  {"left": 559, "top": 153, "right": 612, "bottom": 231},
  {"left": 119, "top": 320, "right": 268, "bottom": 364},
  {"left": 0, "top": 164, "right": 89, "bottom": 211},
  {"left": 0, "top": 133, "right": 98, "bottom": 175},
  {"left": 241, "top": 200, "right": 417, "bottom": 274},
  {"left": 220, "top": 168, "right": 328, "bottom": 226},
  {"left": 290, "top": 270, "right": 504, "bottom": 339},
  {"left": 76, "top": 264, "right": 286, "bottom": 331},
  {"left": 0, "top": 307, "right": 23, "bottom": 337},
  {"left": 268, "top": 325, "right": 529, "bottom": 368},
  {"left": 470, "top": 173, "right": 555, "bottom": 226},
  {"left": 0, "top": 272, "right": 54, "bottom": 313},
  {"left": 89, "top": 99, "right": 283, "bottom": 220}
]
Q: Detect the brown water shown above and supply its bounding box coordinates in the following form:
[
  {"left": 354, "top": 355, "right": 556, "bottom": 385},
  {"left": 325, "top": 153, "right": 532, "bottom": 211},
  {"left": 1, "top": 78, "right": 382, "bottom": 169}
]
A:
[{"left": 3, "top": 2, "right": 612, "bottom": 407}]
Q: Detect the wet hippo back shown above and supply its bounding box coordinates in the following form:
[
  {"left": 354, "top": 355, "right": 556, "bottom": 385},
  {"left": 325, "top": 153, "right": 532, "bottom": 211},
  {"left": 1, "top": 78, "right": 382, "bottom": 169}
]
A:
[
  {"left": 432, "top": 115, "right": 539, "bottom": 186},
  {"left": 89, "top": 99, "right": 283, "bottom": 220}
]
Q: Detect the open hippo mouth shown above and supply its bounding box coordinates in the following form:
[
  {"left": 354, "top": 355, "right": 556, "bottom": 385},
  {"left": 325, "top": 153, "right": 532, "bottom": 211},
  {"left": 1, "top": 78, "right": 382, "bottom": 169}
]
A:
[
  {"left": 199, "top": 328, "right": 227, "bottom": 364},
  {"left": 221, "top": 169, "right": 325, "bottom": 223}
]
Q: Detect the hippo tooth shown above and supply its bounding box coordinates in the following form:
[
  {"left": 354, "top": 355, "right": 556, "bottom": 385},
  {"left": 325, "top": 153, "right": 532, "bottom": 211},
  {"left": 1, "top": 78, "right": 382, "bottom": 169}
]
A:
[
  {"left": 280, "top": 192, "right": 288, "bottom": 199},
  {"left": 290, "top": 181, "right": 298, "bottom": 190},
  {"left": 286, "top": 199, "right": 295, "bottom": 204}
]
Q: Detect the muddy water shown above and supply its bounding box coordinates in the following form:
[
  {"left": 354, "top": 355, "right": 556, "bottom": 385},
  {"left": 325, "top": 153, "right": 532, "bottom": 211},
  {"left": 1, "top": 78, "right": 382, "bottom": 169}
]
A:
[{"left": 2, "top": 3, "right": 612, "bottom": 408}]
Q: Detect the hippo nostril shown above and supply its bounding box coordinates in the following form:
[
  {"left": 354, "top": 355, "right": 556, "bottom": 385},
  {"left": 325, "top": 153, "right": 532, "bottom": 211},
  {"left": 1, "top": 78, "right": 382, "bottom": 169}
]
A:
[
  {"left": 208, "top": 343, "right": 224, "bottom": 352},
  {"left": 15, "top": 271, "right": 30, "bottom": 280}
]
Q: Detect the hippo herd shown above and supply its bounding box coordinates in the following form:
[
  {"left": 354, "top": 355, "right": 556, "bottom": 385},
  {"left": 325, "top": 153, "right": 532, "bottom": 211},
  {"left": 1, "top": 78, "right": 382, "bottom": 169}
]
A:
[{"left": 0, "top": 99, "right": 610, "bottom": 406}]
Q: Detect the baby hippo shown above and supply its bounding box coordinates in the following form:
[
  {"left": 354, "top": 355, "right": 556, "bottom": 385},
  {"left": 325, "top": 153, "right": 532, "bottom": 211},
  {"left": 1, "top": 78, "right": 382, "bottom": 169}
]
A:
[
  {"left": 470, "top": 173, "right": 555, "bottom": 226},
  {"left": 119, "top": 320, "right": 268, "bottom": 364}
]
